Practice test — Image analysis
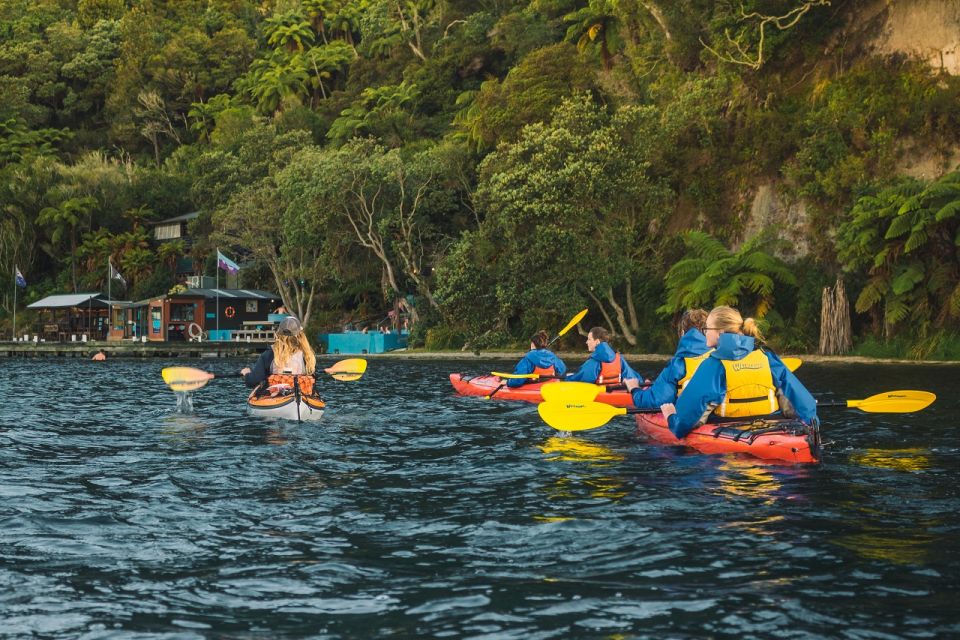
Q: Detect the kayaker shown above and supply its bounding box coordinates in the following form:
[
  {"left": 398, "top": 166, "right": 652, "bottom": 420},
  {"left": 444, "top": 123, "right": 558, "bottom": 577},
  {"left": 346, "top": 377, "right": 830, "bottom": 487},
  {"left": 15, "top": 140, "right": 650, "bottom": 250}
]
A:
[
  {"left": 565, "top": 326, "right": 640, "bottom": 384},
  {"left": 506, "top": 330, "right": 567, "bottom": 388},
  {"left": 240, "top": 316, "right": 317, "bottom": 390},
  {"left": 660, "top": 305, "right": 818, "bottom": 439},
  {"left": 91, "top": 349, "right": 106, "bottom": 361},
  {"left": 623, "top": 309, "right": 710, "bottom": 409}
]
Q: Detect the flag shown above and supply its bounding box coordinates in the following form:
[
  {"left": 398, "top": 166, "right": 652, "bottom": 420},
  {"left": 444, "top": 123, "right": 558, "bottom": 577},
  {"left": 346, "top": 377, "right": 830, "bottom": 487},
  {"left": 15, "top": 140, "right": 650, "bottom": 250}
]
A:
[
  {"left": 15, "top": 266, "right": 26, "bottom": 288},
  {"left": 109, "top": 259, "right": 126, "bottom": 287},
  {"left": 217, "top": 249, "right": 240, "bottom": 274}
]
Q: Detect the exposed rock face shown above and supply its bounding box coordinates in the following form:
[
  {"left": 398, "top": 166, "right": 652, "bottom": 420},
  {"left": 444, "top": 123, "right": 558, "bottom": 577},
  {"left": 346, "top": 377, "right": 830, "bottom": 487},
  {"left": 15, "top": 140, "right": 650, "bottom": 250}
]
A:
[
  {"left": 868, "top": 0, "right": 960, "bottom": 74},
  {"left": 742, "top": 184, "right": 811, "bottom": 259}
]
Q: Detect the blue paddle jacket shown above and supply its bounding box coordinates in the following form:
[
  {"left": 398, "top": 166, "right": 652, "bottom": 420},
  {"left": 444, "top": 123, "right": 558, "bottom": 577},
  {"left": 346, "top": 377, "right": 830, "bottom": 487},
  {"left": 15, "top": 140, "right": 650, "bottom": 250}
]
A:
[
  {"left": 506, "top": 349, "right": 568, "bottom": 388},
  {"left": 566, "top": 341, "right": 640, "bottom": 383},
  {"left": 666, "top": 333, "right": 818, "bottom": 438},
  {"left": 243, "top": 347, "right": 275, "bottom": 388},
  {"left": 630, "top": 328, "right": 710, "bottom": 409}
]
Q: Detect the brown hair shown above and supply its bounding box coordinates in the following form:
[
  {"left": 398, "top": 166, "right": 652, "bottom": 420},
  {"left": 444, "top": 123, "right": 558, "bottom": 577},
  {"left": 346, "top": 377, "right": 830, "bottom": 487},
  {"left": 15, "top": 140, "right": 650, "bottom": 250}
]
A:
[
  {"left": 678, "top": 308, "right": 708, "bottom": 336},
  {"left": 707, "top": 306, "right": 764, "bottom": 343},
  {"left": 588, "top": 326, "right": 611, "bottom": 342},
  {"left": 531, "top": 330, "right": 549, "bottom": 349}
]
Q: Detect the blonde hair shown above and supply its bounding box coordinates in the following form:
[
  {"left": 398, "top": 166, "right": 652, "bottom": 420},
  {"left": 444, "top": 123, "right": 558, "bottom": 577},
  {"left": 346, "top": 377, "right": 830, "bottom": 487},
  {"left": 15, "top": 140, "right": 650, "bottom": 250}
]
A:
[
  {"left": 273, "top": 332, "right": 316, "bottom": 374},
  {"left": 707, "top": 305, "right": 764, "bottom": 343}
]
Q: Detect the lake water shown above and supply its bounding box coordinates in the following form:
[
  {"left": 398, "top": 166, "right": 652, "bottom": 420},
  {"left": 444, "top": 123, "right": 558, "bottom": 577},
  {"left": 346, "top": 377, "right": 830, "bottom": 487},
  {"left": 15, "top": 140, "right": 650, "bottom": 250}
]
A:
[{"left": 1, "top": 357, "right": 958, "bottom": 638}]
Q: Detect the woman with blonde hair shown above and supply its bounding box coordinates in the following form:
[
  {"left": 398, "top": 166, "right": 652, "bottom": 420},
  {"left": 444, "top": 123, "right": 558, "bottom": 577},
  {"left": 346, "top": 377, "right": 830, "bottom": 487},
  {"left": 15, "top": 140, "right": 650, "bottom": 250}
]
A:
[
  {"left": 241, "top": 316, "right": 317, "bottom": 392},
  {"left": 660, "top": 305, "right": 818, "bottom": 438},
  {"left": 624, "top": 308, "right": 711, "bottom": 409}
]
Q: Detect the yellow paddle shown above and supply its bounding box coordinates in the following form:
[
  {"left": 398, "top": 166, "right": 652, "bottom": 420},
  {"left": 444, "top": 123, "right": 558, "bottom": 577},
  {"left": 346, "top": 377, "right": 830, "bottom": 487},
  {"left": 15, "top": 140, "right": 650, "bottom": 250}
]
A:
[
  {"left": 538, "top": 389, "right": 936, "bottom": 432},
  {"left": 161, "top": 357, "right": 368, "bottom": 391},
  {"left": 548, "top": 307, "right": 588, "bottom": 346}
]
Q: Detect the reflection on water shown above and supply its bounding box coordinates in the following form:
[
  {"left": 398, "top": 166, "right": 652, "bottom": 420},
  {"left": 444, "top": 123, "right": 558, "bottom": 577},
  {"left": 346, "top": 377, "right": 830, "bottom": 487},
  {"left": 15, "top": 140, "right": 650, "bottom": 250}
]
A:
[
  {"left": 835, "top": 526, "right": 936, "bottom": 565},
  {"left": 538, "top": 435, "right": 624, "bottom": 465},
  {"left": 851, "top": 447, "right": 932, "bottom": 472},
  {"left": 713, "top": 459, "right": 783, "bottom": 503}
]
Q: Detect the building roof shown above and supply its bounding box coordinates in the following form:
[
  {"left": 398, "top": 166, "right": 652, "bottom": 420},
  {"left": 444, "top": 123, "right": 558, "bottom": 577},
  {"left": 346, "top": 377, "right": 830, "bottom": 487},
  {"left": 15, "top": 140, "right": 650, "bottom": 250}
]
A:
[
  {"left": 151, "top": 211, "right": 200, "bottom": 225},
  {"left": 27, "top": 293, "right": 111, "bottom": 309},
  {"left": 179, "top": 288, "right": 277, "bottom": 300}
]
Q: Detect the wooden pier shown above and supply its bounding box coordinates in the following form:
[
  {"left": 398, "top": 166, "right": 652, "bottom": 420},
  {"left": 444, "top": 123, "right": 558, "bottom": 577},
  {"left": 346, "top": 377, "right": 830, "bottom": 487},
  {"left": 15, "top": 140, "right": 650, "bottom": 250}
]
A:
[{"left": 0, "top": 341, "right": 269, "bottom": 358}]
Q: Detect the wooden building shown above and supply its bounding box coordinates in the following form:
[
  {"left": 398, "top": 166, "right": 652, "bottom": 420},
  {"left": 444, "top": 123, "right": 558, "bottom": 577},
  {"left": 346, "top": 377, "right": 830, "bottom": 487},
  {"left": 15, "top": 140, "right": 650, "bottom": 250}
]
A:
[
  {"left": 26, "top": 294, "right": 113, "bottom": 341},
  {"left": 144, "top": 288, "right": 279, "bottom": 341}
]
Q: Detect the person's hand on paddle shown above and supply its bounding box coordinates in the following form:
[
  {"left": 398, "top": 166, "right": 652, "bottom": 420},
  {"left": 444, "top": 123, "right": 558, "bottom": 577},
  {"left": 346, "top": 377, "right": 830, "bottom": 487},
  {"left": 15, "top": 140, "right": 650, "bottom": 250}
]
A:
[{"left": 660, "top": 403, "right": 676, "bottom": 420}]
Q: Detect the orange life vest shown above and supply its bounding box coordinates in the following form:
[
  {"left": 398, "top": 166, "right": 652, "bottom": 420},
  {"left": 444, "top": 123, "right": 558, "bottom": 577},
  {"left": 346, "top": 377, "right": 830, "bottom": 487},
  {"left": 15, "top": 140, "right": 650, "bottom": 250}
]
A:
[
  {"left": 265, "top": 373, "right": 315, "bottom": 396},
  {"left": 596, "top": 353, "right": 622, "bottom": 385},
  {"left": 533, "top": 364, "right": 556, "bottom": 377}
]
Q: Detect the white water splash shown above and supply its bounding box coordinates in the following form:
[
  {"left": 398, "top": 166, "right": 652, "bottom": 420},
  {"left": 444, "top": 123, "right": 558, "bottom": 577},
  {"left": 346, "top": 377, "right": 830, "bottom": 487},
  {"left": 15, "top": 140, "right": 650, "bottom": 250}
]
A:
[{"left": 174, "top": 390, "right": 194, "bottom": 413}]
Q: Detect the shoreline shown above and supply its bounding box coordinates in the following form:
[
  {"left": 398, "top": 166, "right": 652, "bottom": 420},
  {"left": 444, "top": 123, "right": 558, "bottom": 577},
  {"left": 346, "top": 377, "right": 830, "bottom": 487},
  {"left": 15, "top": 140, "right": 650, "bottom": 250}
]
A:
[{"left": 1, "top": 341, "right": 957, "bottom": 365}]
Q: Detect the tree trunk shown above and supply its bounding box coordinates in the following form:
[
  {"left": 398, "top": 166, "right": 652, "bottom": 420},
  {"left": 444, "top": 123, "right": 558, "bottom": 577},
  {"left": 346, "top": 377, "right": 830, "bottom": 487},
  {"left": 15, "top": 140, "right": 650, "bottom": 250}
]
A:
[{"left": 819, "top": 278, "right": 852, "bottom": 355}]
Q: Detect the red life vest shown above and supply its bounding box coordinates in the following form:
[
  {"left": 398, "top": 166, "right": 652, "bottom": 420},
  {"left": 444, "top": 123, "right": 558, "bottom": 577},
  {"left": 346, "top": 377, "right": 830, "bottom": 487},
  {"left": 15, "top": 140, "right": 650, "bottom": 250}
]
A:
[
  {"left": 596, "top": 353, "right": 622, "bottom": 385},
  {"left": 533, "top": 364, "right": 556, "bottom": 377}
]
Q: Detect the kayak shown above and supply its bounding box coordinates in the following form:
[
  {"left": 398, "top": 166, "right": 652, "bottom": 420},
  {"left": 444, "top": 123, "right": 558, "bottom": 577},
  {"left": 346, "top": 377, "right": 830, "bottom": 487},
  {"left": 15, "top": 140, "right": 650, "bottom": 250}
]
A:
[
  {"left": 450, "top": 373, "right": 635, "bottom": 408},
  {"left": 634, "top": 413, "right": 821, "bottom": 464},
  {"left": 247, "top": 389, "right": 326, "bottom": 421}
]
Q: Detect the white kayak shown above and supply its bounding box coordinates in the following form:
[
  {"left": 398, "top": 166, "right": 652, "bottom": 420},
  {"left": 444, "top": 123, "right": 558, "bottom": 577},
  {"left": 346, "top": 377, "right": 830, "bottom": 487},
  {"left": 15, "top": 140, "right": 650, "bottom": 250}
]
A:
[{"left": 247, "top": 390, "right": 326, "bottom": 421}]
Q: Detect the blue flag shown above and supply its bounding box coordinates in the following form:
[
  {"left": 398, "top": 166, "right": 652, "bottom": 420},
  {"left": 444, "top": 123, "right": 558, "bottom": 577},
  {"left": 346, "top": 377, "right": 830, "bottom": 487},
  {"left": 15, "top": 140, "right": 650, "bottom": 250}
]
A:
[
  {"left": 15, "top": 266, "right": 26, "bottom": 288},
  {"left": 217, "top": 250, "right": 240, "bottom": 274}
]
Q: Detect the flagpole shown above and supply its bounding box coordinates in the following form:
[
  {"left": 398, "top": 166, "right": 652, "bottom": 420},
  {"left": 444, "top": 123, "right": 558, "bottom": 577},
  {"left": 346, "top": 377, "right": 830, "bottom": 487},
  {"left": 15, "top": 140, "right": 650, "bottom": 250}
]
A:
[
  {"left": 216, "top": 248, "right": 220, "bottom": 341},
  {"left": 12, "top": 265, "right": 17, "bottom": 342},
  {"left": 107, "top": 258, "right": 111, "bottom": 341}
]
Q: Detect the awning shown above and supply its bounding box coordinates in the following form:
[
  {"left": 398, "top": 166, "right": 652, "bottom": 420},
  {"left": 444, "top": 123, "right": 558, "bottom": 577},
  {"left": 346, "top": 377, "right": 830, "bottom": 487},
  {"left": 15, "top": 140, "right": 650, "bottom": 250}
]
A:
[{"left": 27, "top": 294, "right": 110, "bottom": 309}]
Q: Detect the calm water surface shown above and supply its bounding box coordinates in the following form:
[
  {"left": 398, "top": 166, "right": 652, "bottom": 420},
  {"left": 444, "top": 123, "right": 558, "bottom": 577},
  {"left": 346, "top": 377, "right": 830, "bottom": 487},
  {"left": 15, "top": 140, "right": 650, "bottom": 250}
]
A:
[{"left": 0, "top": 357, "right": 958, "bottom": 638}]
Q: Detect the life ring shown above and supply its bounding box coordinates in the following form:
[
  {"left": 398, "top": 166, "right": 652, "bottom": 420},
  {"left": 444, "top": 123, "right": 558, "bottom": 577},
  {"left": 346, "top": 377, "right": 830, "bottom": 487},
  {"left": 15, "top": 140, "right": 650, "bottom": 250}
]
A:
[
  {"left": 224, "top": 306, "right": 236, "bottom": 318},
  {"left": 187, "top": 322, "right": 203, "bottom": 340}
]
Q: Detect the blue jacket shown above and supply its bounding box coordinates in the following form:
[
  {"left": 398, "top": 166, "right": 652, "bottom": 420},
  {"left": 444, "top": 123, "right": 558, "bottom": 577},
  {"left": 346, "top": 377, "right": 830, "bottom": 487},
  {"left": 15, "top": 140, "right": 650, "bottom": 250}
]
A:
[
  {"left": 631, "top": 329, "right": 710, "bottom": 409},
  {"left": 243, "top": 347, "right": 275, "bottom": 388},
  {"left": 506, "top": 349, "right": 567, "bottom": 388},
  {"left": 666, "top": 333, "right": 819, "bottom": 438},
  {"left": 566, "top": 341, "right": 640, "bottom": 383}
]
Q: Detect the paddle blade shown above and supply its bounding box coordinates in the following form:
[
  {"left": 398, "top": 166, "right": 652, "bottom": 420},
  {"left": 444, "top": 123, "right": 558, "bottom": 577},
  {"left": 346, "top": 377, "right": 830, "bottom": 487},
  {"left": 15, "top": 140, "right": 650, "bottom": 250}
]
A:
[
  {"left": 782, "top": 357, "right": 801, "bottom": 372},
  {"left": 556, "top": 308, "right": 588, "bottom": 338},
  {"left": 847, "top": 390, "right": 936, "bottom": 413},
  {"left": 324, "top": 358, "right": 367, "bottom": 381},
  {"left": 540, "top": 381, "right": 603, "bottom": 404},
  {"left": 538, "top": 400, "right": 625, "bottom": 432},
  {"left": 161, "top": 367, "right": 214, "bottom": 392}
]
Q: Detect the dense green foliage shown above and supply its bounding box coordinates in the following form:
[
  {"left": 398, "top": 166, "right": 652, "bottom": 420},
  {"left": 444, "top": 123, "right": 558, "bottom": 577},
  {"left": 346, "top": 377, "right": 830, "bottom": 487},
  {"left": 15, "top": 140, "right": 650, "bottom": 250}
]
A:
[{"left": 2, "top": 0, "right": 959, "bottom": 356}]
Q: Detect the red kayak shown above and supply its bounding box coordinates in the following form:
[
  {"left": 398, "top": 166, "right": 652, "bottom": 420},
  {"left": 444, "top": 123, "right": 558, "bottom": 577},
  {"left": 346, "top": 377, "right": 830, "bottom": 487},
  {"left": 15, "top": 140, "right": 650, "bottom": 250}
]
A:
[
  {"left": 634, "top": 413, "right": 821, "bottom": 464},
  {"left": 450, "top": 373, "right": 635, "bottom": 408}
]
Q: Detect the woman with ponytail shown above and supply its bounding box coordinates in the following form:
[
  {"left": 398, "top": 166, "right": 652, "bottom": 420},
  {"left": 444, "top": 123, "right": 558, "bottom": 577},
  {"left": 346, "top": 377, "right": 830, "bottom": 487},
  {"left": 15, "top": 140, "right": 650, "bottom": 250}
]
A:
[
  {"left": 506, "top": 330, "right": 567, "bottom": 388},
  {"left": 660, "top": 306, "right": 818, "bottom": 439}
]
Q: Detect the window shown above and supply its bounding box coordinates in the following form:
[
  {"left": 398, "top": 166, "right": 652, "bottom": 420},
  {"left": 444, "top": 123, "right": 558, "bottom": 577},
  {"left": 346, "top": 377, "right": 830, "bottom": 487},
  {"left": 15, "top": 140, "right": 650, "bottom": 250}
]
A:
[
  {"left": 154, "top": 224, "right": 181, "bottom": 240},
  {"left": 245, "top": 300, "right": 258, "bottom": 313}
]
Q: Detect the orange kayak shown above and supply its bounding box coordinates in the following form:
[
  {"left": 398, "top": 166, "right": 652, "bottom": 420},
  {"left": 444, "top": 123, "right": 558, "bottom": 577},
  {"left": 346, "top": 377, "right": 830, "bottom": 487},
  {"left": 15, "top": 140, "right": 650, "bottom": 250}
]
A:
[
  {"left": 450, "top": 373, "right": 635, "bottom": 408},
  {"left": 634, "top": 413, "right": 821, "bottom": 464}
]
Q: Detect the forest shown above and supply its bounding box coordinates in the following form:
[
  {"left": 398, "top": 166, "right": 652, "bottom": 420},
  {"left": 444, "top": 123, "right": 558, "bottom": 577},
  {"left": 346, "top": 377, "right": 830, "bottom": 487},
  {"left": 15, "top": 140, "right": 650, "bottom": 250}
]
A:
[{"left": 2, "top": 0, "right": 959, "bottom": 358}]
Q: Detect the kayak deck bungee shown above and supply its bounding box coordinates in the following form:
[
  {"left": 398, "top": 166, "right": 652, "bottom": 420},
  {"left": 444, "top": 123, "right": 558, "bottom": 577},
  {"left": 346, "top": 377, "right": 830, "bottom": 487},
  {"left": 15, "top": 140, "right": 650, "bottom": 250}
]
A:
[
  {"left": 450, "top": 373, "right": 635, "bottom": 408},
  {"left": 247, "top": 389, "right": 326, "bottom": 421},
  {"left": 634, "top": 413, "right": 821, "bottom": 464}
]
